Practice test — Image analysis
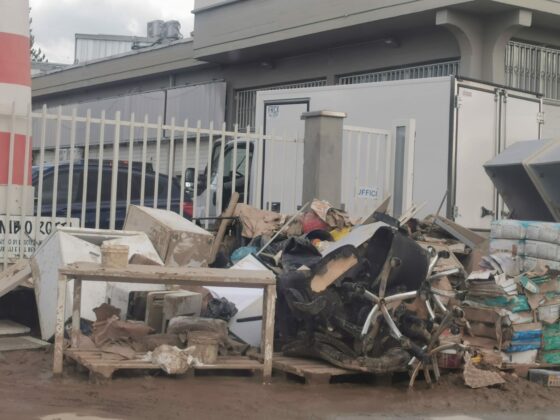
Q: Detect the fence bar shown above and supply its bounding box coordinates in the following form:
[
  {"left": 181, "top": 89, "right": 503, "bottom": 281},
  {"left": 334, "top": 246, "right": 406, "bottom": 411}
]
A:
[
  {"left": 95, "top": 110, "right": 106, "bottom": 230},
  {"left": 66, "top": 108, "right": 77, "bottom": 225},
  {"left": 255, "top": 126, "right": 264, "bottom": 210},
  {"left": 217, "top": 122, "right": 226, "bottom": 215},
  {"left": 109, "top": 111, "right": 121, "bottom": 230},
  {"left": 179, "top": 119, "right": 188, "bottom": 219},
  {"left": 80, "top": 110, "right": 91, "bottom": 228},
  {"left": 193, "top": 120, "right": 201, "bottom": 218},
  {"left": 140, "top": 114, "right": 148, "bottom": 207},
  {"left": 126, "top": 113, "right": 135, "bottom": 211},
  {"left": 153, "top": 115, "right": 162, "bottom": 209},
  {"left": 280, "top": 131, "right": 287, "bottom": 208},
  {"left": 51, "top": 106, "right": 62, "bottom": 229},
  {"left": 19, "top": 104, "right": 32, "bottom": 259},
  {"left": 205, "top": 121, "right": 214, "bottom": 228},
  {"left": 166, "top": 118, "right": 176, "bottom": 212},
  {"left": 232, "top": 124, "right": 238, "bottom": 197},
  {"left": 34, "top": 106, "right": 47, "bottom": 246},
  {"left": 3, "top": 103, "right": 15, "bottom": 269},
  {"left": 244, "top": 126, "right": 250, "bottom": 204}
]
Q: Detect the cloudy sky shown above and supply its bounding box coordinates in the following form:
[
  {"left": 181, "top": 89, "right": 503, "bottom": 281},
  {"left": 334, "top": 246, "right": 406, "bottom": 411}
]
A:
[{"left": 30, "top": 0, "right": 195, "bottom": 64}]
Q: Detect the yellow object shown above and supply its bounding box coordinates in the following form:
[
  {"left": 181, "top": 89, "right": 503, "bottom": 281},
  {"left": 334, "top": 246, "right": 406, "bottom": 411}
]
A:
[{"left": 331, "top": 227, "right": 351, "bottom": 241}]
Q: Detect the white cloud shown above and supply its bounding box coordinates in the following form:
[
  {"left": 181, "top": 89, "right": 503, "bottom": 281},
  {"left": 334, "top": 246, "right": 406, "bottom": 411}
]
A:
[{"left": 30, "top": 0, "right": 195, "bottom": 64}]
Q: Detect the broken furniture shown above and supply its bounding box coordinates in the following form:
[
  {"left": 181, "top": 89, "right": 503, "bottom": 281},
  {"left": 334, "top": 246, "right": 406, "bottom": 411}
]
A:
[
  {"left": 54, "top": 262, "right": 276, "bottom": 381},
  {"left": 32, "top": 228, "right": 165, "bottom": 340},
  {"left": 124, "top": 205, "right": 213, "bottom": 267},
  {"left": 484, "top": 139, "right": 560, "bottom": 222}
]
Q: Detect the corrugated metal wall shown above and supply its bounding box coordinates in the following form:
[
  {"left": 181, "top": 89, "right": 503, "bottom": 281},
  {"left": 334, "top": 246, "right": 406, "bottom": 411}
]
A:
[
  {"left": 75, "top": 38, "right": 135, "bottom": 63},
  {"left": 32, "top": 82, "right": 227, "bottom": 150}
]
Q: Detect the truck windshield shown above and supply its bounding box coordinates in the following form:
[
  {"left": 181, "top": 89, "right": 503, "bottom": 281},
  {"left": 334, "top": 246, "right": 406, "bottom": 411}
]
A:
[{"left": 209, "top": 142, "right": 248, "bottom": 183}]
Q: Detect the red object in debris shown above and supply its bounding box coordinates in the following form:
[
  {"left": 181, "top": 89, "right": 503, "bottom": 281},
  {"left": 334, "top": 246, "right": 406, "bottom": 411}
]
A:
[
  {"left": 302, "top": 211, "right": 329, "bottom": 233},
  {"left": 182, "top": 201, "right": 193, "bottom": 219}
]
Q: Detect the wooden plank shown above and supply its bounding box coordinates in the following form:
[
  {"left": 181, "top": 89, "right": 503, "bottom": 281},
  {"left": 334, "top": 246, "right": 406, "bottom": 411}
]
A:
[
  {"left": 0, "top": 336, "right": 49, "bottom": 351},
  {"left": 273, "top": 356, "right": 356, "bottom": 378},
  {"left": 0, "top": 319, "right": 30, "bottom": 336},
  {"left": 60, "top": 262, "right": 275, "bottom": 287},
  {"left": 262, "top": 284, "right": 276, "bottom": 382},
  {"left": 53, "top": 274, "right": 67, "bottom": 376},
  {"left": 0, "top": 260, "right": 32, "bottom": 298}
]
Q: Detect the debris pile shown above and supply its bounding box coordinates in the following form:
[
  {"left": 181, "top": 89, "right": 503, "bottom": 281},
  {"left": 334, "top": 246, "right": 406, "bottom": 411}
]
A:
[{"left": 4, "top": 197, "right": 560, "bottom": 389}]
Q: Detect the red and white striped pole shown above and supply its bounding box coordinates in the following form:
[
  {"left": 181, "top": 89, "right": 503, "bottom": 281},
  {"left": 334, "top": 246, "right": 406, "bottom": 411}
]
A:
[{"left": 0, "top": 0, "right": 33, "bottom": 215}]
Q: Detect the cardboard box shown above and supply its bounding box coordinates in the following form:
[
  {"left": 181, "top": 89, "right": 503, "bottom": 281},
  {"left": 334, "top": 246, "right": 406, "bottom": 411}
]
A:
[{"left": 124, "top": 205, "right": 213, "bottom": 267}]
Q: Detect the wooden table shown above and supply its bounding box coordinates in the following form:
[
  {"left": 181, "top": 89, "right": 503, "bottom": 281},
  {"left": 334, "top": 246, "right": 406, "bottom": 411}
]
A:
[{"left": 55, "top": 262, "right": 277, "bottom": 381}]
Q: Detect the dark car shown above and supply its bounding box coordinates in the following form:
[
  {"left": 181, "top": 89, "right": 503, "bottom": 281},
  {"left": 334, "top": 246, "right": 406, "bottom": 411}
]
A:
[{"left": 32, "top": 160, "right": 193, "bottom": 229}]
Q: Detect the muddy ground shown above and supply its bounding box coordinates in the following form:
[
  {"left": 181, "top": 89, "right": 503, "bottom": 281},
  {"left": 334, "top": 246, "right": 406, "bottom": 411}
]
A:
[{"left": 1, "top": 349, "right": 560, "bottom": 420}]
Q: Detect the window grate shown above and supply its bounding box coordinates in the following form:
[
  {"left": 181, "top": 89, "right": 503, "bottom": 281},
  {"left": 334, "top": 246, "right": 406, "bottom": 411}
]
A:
[
  {"left": 337, "top": 60, "right": 460, "bottom": 85},
  {"left": 505, "top": 40, "right": 560, "bottom": 100},
  {"left": 234, "top": 79, "right": 327, "bottom": 131}
]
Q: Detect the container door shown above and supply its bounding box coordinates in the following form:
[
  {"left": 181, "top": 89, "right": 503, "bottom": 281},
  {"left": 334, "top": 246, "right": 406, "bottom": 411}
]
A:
[
  {"left": 454, "top": 87, "right": 498, "bottom": 230},
  {"left": 498, "top": 94, "right": 541, "bottom": 219},
  {"left": 262, "top": 101, "right": 308, "bottom": 213}
]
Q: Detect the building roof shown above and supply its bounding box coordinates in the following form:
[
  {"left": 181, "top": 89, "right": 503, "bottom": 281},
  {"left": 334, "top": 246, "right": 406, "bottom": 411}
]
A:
[{"left": 32, "top": 38, "right": 203, "bottom": 99}]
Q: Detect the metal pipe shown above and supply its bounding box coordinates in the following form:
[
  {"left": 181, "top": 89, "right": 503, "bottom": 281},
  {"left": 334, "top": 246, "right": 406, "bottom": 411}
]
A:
[{"left": 256, "top": 201, "right": 309, "bottom": 256}]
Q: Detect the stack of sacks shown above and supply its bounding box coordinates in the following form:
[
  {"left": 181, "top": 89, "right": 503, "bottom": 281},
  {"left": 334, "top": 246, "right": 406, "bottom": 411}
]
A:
[{"left": 490, "top": 219, "right": 560, "bottom": 272}]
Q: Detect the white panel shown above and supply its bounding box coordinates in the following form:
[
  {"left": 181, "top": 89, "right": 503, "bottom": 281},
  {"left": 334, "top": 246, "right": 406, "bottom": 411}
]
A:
[
  {"left": 166, "top": 82, "right": 227, "bottom": 128},
  {"left": 504, "top": 97, "right": 540, "bottom": 147},
  {"left": 543, "top": 102, "right": 560, "bottom": 139},
  {"left": 499, "top": 96, "right": 541, "bottom": 219},
  {"left": 256, "top": 77, "right": 452, "bottom": 218},
  {"left": 262, "top": 102, "right": 307, "bottom": 213},
  {"left": 33, "top": 91, "right": 165, "bottom": 149},
  {"left": 75, "top": 38, "right": 134, "bottom": 63},
  {"left": 454, "top": 87, "right": 497, "bottom": 230}
]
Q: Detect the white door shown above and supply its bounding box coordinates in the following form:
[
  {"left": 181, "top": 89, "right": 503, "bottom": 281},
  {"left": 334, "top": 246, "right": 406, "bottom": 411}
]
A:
[
  {"left": 454, "top": 87, "right": 498, "bottom": 230},
  {"left": 262, "top": 101, "right": 307, "bottom": 213},
  {"left": 498, "top": 95, "right": 541, "bottom": 218}
]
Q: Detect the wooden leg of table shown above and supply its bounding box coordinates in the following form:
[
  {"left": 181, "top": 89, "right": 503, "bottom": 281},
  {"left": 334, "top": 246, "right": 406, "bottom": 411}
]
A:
[
  {"left": 53, "top": 274, "right": 67, "bottom": 376},
  {"left": 262, "top": 284, "right": 276, "bottom": 383},
  {"left": 71, "top": 279, "right": 82, "bottom": 348}
]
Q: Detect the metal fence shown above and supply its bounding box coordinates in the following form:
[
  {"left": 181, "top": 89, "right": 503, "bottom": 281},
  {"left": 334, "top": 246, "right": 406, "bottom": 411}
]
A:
[
  {"left": 505, "top": 40, "right": 560, "bottom": 100},
  {"left": 1, "top": 104, "right": 297, "bottom": 268},
  {"left": 234, "top": 79, "right": 327, "bottom": 131},
  {"left": 337, "top": 60, "right": 460, "bottom": 85}
]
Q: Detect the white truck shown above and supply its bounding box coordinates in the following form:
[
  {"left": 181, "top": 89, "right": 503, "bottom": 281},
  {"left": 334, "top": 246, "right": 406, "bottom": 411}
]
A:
[{"left": 191, "top": 76, "right": 560, "bottom": 230}]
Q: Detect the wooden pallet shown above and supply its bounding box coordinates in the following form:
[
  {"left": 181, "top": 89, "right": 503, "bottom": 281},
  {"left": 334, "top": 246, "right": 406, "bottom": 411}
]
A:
[
  {"left": 65, "top": 349, "right": 263, "bottom": 380},
  {"left": 272, "top": 355, "right": 369, "bottom": 385}
]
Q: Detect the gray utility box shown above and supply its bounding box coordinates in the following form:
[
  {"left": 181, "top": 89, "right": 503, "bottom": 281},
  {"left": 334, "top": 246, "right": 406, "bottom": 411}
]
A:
[
  {"left": 485, "top": 139, "right": 560, "bottom": 223},
  {"left": 124, "top": 205, "right": 213, "bottom": 267},
  {"left": 145, "top": 290, "right": 202, "bottom": 333}
]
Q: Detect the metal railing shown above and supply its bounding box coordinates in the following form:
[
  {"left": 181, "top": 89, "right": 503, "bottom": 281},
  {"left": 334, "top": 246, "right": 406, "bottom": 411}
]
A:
[
  {"left": 234, "top": 79, "right": 327, "bottom": 131},
  {"left": 1, "top": 104, "right": 297, "bottom": 268},
  {"left": 505, "top": 40, "right": 560, "bottom": 100},
  {"left": 337, "top": 60, "right": 460, "bottom": 85}
]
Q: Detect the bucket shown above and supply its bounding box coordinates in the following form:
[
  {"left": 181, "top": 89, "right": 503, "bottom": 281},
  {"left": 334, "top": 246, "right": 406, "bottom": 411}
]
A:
[
  {"left": 188, "top": 330, "right": 219, "bottom": 364},
  {"left": 101, "top": 244, "right": 129, "bottom": 268}
]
